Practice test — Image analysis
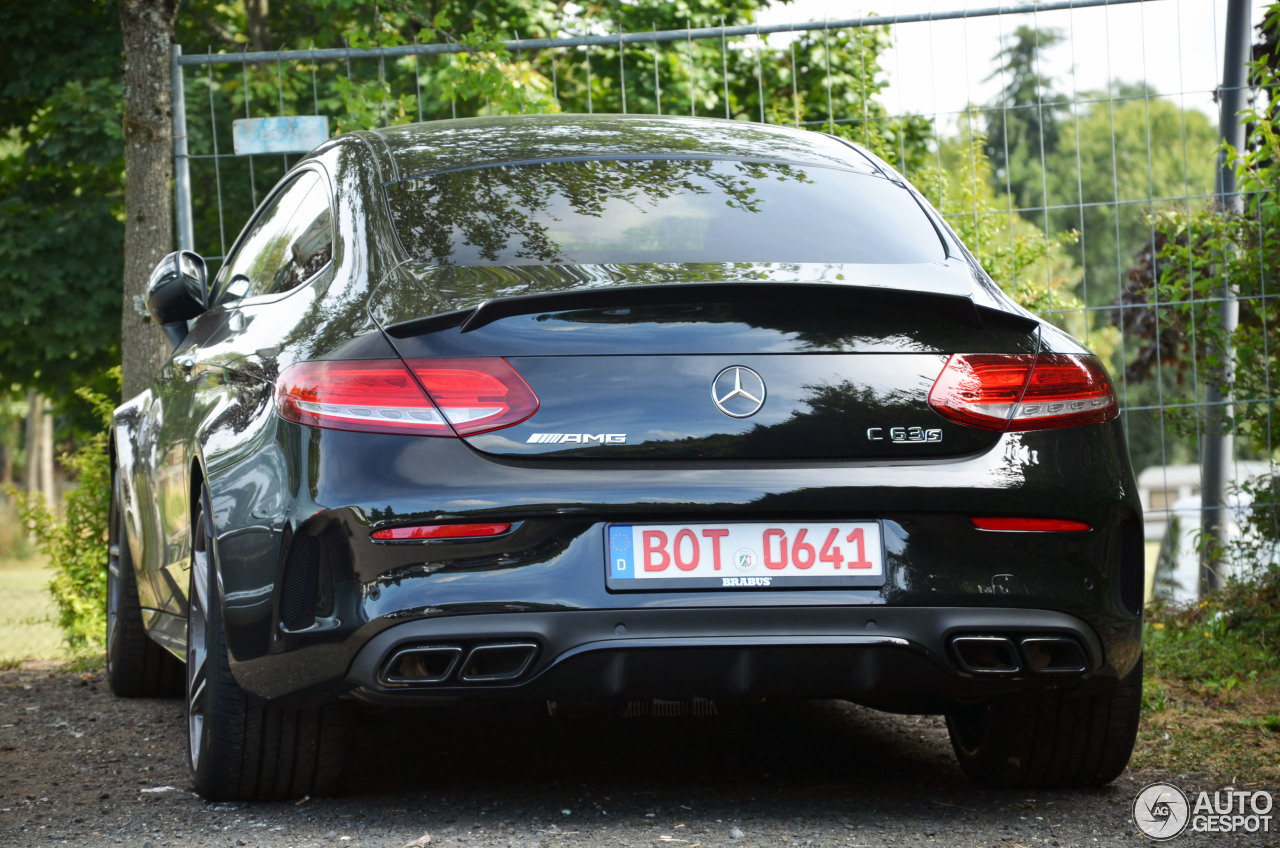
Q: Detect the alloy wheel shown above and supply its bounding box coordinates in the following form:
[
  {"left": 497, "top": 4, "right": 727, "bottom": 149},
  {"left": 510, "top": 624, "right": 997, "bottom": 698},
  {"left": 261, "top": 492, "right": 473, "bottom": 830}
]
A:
[
  {"left": 186, "top": 498, "right": 211, "bottom": 773},
  {"left": 105, "top": 475, "right": 122, "bottom": 671}
]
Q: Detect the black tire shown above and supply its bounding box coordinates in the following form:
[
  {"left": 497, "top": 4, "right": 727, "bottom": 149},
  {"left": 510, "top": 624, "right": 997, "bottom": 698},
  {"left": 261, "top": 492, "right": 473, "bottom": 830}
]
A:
[
  {"left": 186, "top": 486, "right": 351, "bottom": 801},
  {"left": 945, "top": 658, "right": 1143, "bottom": 789},
  {"left": 106, "top": 468, "right": 183, "bottom": 698}
]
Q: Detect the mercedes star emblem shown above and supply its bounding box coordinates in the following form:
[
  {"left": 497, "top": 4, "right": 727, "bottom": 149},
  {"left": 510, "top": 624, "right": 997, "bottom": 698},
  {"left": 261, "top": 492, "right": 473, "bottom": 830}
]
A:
[{"left": 712, "top": 366, "right": 767, "bottom": 418}]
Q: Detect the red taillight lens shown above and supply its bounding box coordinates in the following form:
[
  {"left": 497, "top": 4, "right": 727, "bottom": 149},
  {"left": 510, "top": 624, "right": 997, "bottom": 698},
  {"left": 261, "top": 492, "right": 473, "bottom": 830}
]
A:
[
  {"left": 409, "top": 357, "right": 539, "bottom": 436},
  {"left": 275, "top": 358, "right": 538, "bottom": 436},
  {"left": 926, "top": 354, "right": 1036, "bottom": 431},
  {"left": 928, "top": 353, "right": 1117, "bottom": 432},
  {"left": 971, "top": 517, "right": 1091, "bottom": 532},
  {"left": 1014, "top": 354, "right": 1118, "bottom": 430},
  {"left": 276, "top": 359, "right": 446, "bottom": 435},
  {"left": 371, "top": 522, "right": 511, "bottom": 541}
]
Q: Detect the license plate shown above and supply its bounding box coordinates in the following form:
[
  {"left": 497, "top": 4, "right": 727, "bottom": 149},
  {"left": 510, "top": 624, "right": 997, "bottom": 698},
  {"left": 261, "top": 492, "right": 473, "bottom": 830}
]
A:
[{"left": 606, "top": 521, "right": 884, "bottom": 591}]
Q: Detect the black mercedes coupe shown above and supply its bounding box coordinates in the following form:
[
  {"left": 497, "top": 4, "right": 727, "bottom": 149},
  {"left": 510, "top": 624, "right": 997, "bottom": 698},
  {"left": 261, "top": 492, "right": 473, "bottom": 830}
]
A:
[{"left": 107, "top": 114, "right": 1144, "bottom": 801}]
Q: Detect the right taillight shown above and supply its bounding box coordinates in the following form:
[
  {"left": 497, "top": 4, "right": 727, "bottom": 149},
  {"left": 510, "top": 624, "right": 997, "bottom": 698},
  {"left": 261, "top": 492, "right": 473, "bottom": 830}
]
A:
[
  {"left": 928, "top": 353, "right": 1117, "bottom": 432},
  {"left": 275, "top": 357, "right": 538, "bottom": 437}
]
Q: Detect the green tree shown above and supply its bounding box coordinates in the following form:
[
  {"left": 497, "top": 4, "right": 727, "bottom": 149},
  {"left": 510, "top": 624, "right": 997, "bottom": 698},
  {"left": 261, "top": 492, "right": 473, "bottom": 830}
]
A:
[
  {"left": 983, "top": 25, "right": 1064, "bottom": 221},
  {"left": 1050, "top": 83, "right": 1218, "bottom": 311},
  {"left": 0, "top": 2, "right": 125, "bottom": 414},
  {"left": 976, "top": 22, "right": 1218, "bottom": 474}
]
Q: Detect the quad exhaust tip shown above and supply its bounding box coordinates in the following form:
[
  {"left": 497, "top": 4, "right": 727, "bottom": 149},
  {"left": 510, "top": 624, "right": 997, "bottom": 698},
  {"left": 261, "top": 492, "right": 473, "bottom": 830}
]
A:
[
  {"left": 951, "top": 635, "right": 1021, "bottom": 675},
  {"left": 950, "top": 634, "right": 1089, "bottom": 677},
  {"left": 458, "top": 642, "right": 539, "bottom": 682},
  {"left": 1019, "top": 636, "right": 1088, "bottom": 674},
  {"left": 379, "top": 641, "right": 539, "bottom": 687},
  {"left": 381, "top": 645, "right": 463, "bottom": 684}
]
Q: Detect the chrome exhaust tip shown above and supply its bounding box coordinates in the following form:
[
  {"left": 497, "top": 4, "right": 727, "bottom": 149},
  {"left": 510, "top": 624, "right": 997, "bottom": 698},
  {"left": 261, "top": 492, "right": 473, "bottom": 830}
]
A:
[
  {"left": 1019, "top": 636, "right": 1088, "bottom": 674},
  {"left": 458, "top": 642, "right": 539, "bottom": 683},
  {"left": 950, "top": 635, "right": 1021, "bottom": 675},
  {"left": 379, "top": 645, "right": 463, "bottom": 685}
]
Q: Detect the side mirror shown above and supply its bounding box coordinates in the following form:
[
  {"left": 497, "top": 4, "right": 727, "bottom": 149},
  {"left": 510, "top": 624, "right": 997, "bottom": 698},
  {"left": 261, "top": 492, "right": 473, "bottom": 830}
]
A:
[{"left": 147, "top": 251, "right": 208, "bottom": 348}]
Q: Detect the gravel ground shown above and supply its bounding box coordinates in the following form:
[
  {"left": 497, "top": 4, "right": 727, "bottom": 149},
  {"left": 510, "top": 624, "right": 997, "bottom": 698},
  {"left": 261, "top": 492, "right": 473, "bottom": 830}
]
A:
[{"left": 1, "top": 666, "right": 1273, "bottom": 848}]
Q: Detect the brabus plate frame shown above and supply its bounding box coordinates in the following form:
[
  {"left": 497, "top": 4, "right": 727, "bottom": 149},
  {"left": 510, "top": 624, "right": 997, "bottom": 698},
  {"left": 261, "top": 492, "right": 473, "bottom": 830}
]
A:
[{"left": 604, "top": 520, "right": 886, "bottom": 592}]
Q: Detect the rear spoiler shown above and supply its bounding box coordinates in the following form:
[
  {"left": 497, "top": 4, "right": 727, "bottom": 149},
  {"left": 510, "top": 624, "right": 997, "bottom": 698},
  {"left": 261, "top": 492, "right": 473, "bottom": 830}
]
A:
[{"left": 384, "top": 281, "right": 1037, "bottom": 338}]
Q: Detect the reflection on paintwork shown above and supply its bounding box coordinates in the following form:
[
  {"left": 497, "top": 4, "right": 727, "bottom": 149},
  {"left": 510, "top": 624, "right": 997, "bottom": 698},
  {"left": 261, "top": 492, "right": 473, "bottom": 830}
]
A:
[
  {"left": 464, "top": 354, "right": 976, "bottom": 461},
  {"left": 387, "top": 260, "right": 972, "bottom": 316},
  {"left": 381, "top": 114, "right": 877, "bottom": 178},
  {"left": 386, "top": 159, "right": 942, "bottom": 267}
]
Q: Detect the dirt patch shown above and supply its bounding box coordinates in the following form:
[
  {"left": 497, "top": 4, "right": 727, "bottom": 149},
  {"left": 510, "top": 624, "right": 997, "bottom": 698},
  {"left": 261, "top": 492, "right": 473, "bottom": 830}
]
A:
[
  {"left": 1134, "top": 677, "right": 1280, "bottom": 783},
  {"left": 1, "top": 666, "right": 1275, "bottom": 847}
]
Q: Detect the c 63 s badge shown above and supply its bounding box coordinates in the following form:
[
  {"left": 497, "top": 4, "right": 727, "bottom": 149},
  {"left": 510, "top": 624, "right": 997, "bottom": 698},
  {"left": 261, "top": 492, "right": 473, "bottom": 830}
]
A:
[{"left": 867, "top": 426, "right": 943, "bottom": 444}]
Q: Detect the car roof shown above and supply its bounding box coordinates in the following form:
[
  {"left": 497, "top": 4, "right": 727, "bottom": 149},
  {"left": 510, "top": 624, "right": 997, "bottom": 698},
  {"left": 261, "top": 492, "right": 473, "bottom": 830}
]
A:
[{"left": 359, "top": 114, "right": 882, "bottom": 180}]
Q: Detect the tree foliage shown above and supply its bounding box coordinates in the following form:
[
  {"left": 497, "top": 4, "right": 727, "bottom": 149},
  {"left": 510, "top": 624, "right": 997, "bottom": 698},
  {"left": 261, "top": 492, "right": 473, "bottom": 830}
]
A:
[
  {"left": 0, "top": 2, "right": 125, "bottom": 417},
  {"left": 983, "top": 25, "right": 1064, "bottom": 220},
  {"left": 1051, "top": 83, "right": 1219, "bottom": 310},
  {"left": 5, "top": 375, "right": 119, "bottom": 652}
]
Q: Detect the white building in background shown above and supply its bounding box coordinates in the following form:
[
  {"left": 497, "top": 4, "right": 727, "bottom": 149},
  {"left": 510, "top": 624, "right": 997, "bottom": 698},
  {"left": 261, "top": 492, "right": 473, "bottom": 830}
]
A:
[
  {"left": 1137, "top": 462, "right": 1275, "bottom": 603},
  {"left": 1136, "top": 462, "right": 1272, "bottom": 543}
]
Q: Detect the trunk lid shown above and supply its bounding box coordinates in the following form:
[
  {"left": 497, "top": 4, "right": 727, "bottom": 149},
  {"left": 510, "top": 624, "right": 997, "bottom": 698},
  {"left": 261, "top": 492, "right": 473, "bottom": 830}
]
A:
[{"left": 372, "top": 263, "right": 1039, "bottom": 460}]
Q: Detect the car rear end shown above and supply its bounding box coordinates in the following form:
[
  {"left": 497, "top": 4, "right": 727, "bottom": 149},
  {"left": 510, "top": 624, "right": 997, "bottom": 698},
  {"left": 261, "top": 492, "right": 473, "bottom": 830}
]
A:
[
  {"left": 259, "top": 267, "right": 1141, "bottom": 717},
  {"left": 247, "top": 119, "right": 1143, "bottom": 789}
]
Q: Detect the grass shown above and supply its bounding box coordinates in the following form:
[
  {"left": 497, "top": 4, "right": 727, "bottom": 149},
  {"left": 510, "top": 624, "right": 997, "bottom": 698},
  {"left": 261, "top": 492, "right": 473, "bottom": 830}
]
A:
[
  {"left": 1133, "top": 564, "right": 1280, "bottom": 782},
  {"left": 0, "top": 553, "right": 65, "bottom": 663}
]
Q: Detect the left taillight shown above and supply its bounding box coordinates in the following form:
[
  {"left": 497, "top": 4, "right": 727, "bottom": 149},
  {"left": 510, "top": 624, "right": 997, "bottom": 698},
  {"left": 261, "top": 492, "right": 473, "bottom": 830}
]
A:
[
  {"left": 275, "top": 357, "right": 539, "bottom": 436},
  {"left": 928, "top": 352, "right": 1118, "bottom": 432}
]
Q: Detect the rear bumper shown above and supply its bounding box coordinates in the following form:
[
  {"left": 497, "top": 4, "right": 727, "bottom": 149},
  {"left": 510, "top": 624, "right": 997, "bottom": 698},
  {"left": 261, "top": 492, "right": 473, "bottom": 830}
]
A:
[
  {"left": 337, "top": 605, "right": 1128, "bottom": 712},
  {"left": 209, "top": 421, "right": 1143, "bottom": 708}
]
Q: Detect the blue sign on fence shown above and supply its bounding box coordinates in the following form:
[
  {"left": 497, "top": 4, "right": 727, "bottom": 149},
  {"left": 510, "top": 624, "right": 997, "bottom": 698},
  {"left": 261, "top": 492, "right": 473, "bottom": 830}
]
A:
[{"left": 232, "top": 116, "right": 329, "bottom": 155}]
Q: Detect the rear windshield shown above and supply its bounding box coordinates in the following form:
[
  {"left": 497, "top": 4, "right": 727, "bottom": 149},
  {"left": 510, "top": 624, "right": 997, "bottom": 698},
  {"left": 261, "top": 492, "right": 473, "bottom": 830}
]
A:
[{"left": 384, "top": 158, "right": 945, "bottom": 266}]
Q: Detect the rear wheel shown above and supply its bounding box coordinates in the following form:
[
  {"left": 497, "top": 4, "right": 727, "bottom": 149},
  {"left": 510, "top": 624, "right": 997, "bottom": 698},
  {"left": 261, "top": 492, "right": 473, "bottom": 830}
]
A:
[
  {"left": 186, "top": 486, "right": 351, "bottom": 801},
  {"left": 945, "top": 659, "right": 1142, "bottom": 788},
  {"left": 106, "top": 469, "right": 183, "bottom": 698}
]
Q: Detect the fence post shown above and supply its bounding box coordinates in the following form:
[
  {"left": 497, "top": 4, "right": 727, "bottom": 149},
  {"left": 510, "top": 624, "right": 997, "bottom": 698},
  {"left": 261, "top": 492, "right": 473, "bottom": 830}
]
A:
[
  {"left": 172, "top": 43, "right": 195, "bottom": 252},
  {"left": 1200, "top": 0, "right": 1251, "bottom": 596}
]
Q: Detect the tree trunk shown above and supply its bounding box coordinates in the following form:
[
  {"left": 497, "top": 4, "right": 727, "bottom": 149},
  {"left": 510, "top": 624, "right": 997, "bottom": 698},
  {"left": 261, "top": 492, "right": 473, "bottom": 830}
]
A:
[
  {"left": 119, "top": 0, "right": 180, "bottom": 401},
  {"left": 1, "top": 439, "right": 11, "bottom": 486},
  {"left": 24, "top": 392, "right": 41, "bottom": 498},
  {"left": 246, "top": 0, "right": 271, "bottom": 53},
  {"left": 39, "top": 400, "right": 55, "bottom": 509}
]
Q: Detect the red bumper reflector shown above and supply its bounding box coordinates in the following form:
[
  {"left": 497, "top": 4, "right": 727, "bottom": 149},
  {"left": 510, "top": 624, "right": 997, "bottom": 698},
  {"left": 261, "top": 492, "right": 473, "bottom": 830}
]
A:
[
  {"left": 971, "top": 517, "right": 1091, "bottom": 532},
  {"left": 371, "top": 523, "right": 512, "bottom": 541}
]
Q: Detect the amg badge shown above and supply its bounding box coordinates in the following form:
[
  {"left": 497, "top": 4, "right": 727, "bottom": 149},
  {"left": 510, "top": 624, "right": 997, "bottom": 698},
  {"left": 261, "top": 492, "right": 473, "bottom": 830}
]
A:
[{"left": 527, "top": 433, "right": 627, "bottom": 444}]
